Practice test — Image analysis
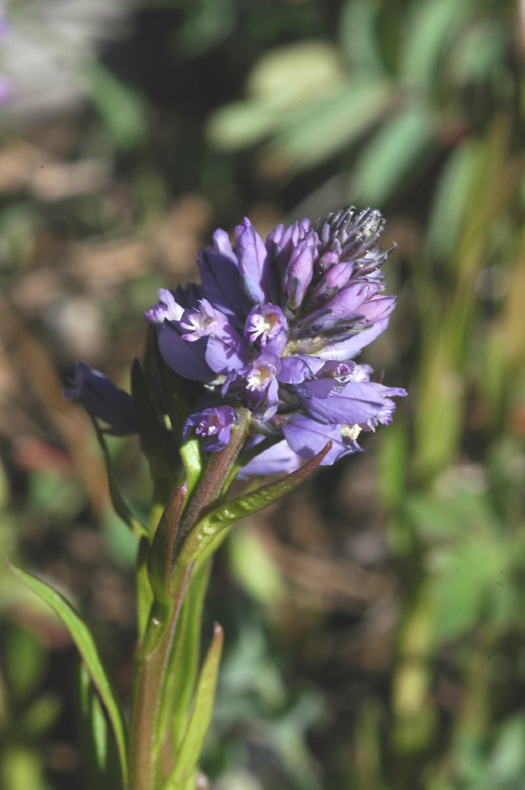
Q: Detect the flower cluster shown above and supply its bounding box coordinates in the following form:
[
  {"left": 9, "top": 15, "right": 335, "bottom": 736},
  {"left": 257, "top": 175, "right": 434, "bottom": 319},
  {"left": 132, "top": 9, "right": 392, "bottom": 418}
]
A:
[{"left": 146, "top": 206, "right": 406, "bottom": 468}]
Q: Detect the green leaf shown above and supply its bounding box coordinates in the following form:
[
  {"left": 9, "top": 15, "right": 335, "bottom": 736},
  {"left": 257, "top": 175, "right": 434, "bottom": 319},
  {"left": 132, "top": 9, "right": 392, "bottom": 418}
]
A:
[
  {"left": 8, "top": 562, "right": 129, "bottom": 788},
  {"left": 136, "top": 537, "right": 154, "bottom": 642},
  {"left": 427, "top": 139, "right": 478, "bottom": 259},
  {"left": 207, "top": 99, "right": 282, "bottom": 151},
  {"left": 5, "top": 624, "right": 47, "bottom": 702},
  {"left": 207, "top": 41, "right": 345, "bottom": 153},
  {"left": 179, "top": 441, "right": 332, "bottom": 570},
  {"left": 400, "top": 0, "right": 469, "bottom": 93},
  {"left": 267, "top": 80, "right": 391, "bottom": 172},
  {"left": 147, "top": 482, "right": 188, "bottom": 605},
  {"left": 352, "top": 105, "right": 436, "bottom": 205},
  {"left": 83, "top": 61, "right": 147, "bottom": 149},
  {"left": 158, "top": 561, "right": 212, "bottom": 757},
  {"left": 91, "top": 416, "right": 148, "bottom": 539},
  {"left": 76, "top": 664, "right": 123, "bottom": 790},
  {"left": 162, "top": 623, "right": 224, "bottom": 790},
  {"left": 339, "top": 0, "right": 385, "bottom": 75},
  {"left": 247, "top": 41, "right": 344, "bottom": 109},
  {"left": 431, "top": 539, "right": 504, "bottom": 639},
  {"left": 228, "top": 527, "right": 285, "bottom": 606},
  {"left": 20, "top": 692, "right": 61, "bottom": 739},
  {"left": 131, "top": 359, "right": 174, "bottom": 492},
  {"left": 155, "top": 344, "right": 203, "bottom": 495}
]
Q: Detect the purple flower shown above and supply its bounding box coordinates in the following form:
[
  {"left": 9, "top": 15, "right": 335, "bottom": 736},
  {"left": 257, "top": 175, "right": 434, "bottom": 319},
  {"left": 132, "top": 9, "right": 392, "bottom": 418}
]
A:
[
  {"left": 64, "top": 362, "right": 137, "bottom": 436},
  {"left": 183, "top": 406, "right": 236, "bottom": 452},
  {"left": 237, "top": 439, "right": 302, "bottom": 478},
  {"left": 147, "top": 206, "right": 406, "bottom": 467}
]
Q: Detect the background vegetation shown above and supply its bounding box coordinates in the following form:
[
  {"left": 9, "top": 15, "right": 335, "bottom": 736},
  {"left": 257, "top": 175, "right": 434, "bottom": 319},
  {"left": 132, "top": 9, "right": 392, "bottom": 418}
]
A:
[{"left": 0, "top": 0, "right": 524, "bottom": 788}]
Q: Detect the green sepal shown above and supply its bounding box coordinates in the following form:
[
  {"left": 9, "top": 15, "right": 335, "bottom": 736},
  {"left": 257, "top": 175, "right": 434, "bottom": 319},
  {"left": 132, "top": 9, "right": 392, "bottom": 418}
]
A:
[
  {"left": 90, "top": 416, "right": 149, "bottom": 539},
  {"left": 179, "top": 438, "right": 203, "bottom": 499},
  {"left": 155, "top": 343, "right": 203, "bottom": 495},
  {"left": 159, "top": 561, "right": 212, "bottom": 757},
  {"left": 178, "top": 441, "right": 332, "bottom": 570},
  {"left": 76, "top": 663, "right": 123, "bottom": 790},
  {"left": 225, "top": 435, "right": 278, "bottom": 489},
  {"left": 162, "top": 623, "right": 224, "bottom": 790},
  {"left": 131, "top": 359, "right": 177, "bottom": 500},
  {"left": 147, "top": 481, "right": 188, "bottom": 605},
  {"left": 136, "top": 537, "right": 154, "bottom": 642},
  {"left": 8, "top": 562, "right": 129, "bottom": 789}
]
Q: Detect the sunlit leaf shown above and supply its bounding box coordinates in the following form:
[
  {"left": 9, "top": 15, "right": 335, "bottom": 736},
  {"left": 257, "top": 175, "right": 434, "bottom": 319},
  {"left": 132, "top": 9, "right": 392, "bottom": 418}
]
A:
[
  {"left": 8, "top": 563, "right": 129, "bottom": 788},
  {"left": 247, "top": 41, "right": 345, "bottom": 108},
  {"left": 83, "top": 61, "right": 147, "bottom": 150},
  {"left": 162, "top": 623, "right": 223, "bottom": 790},
  {"left": 339, "top": 0, "right": 385, "bottom": 75},
  {"left": 427, "top": 140, "right": 478, "bottom": 259},
  {"left": 147, "top": 482, "right": 188, "bottom": 604},
  {"left": 352, "top": 105, "right": 436, "bottom": 205},
  {"left": 91, "top": 417, "right": 148, "bottom": 539},
  {"left": 76, "top": 664, "right": 123, "bottom": 790},
  {"left": 264, "top": 81, "right": 391, "bottom": 173},
  {"left": 430, "top": 539, "right": 505, "bottom": 639},
  {"left": 179, "top": 441, "right": 332, "bottom": 569},
  {"left": 400, "top": 0, "right": 469, "bottom": 93}
]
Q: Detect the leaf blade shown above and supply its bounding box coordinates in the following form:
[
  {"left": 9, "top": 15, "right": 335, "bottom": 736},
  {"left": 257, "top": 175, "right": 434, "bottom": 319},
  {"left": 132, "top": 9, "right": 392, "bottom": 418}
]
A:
[
  {"left": 8, "top": 562, "right": 129, "bottom": 788},
  {"left": 162, "top": 623, "right": 224, "bottom": 790}
]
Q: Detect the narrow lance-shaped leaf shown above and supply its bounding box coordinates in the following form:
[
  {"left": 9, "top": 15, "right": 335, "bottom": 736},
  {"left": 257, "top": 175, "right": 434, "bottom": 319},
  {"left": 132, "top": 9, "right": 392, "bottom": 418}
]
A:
[
  {"left": 131, "top": 359, "right": 176, "bottom": 497},
  {"left": 155, "top": 341, "right": 203, "bottom": 495},
  {"left": 90, "top": 416, "right": 148, "bottom": 538},
  {"left": 162, "top": 623, "right": 224, "bottom": 790},
  {"left": 159, "top": 561, "right": 212, "bottom": 757},
  {"left": 8, "top": 562, "right": 129, "bottom": 789},
  {"left": 177, "top": 441, "right": 332, "bottom": 576},
  {"left": 147, "top": 481, "right": 188, "bottom": 605},
  {"left": 136, "top": 537, "right": 154, "bottom": 642},
  {"left": 76, "top": 663, "right": 123, "bottom": 790}
]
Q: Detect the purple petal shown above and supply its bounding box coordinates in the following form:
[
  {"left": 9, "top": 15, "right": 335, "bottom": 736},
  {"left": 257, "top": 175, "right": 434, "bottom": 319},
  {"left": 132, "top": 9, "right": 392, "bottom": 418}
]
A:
[
  {"left": 317, "top": 316, "right": 391, "bottom": 360},
  {"left": 282, "top": 241, "right": 316, "bottom": 310},
  {"left": 198, "top": 230, "right": 251, "bottom": 319},
  {"left": 64, "top": 362, "right": 137, "bottom": 435},
  {"left": 235, "top": 219, "right": 273, "bottom": 304},
  {"left": 245, "top": 352, "right": 281, "bottom": 394},
  {"left": 245, "top": 303, "right": 288, "bottom": 351},
  {"left": 300, "top": 379, "right": 386, "bottom": 425},
  {"left": 158, "top": 323, "right": 213, "bottom": 382},
  {"left": 283, "top": 416, "right": 361, "bottom": 465},
  {"left": 205, "top": 326, "right": 250, "bottom": 375},
  {"left": 238, "top": 438, "right": 302, "bottom": 478},
  {"left": 277, "top": 355, "right": 325, "bottom": 384},
  {"left": 309, "top": 260, "right": 353, "bottom": 303},
  {"left": 184, "top": 405, "right": 236, "bottom": 452},
  {"left": 354, "top": 295, "right": 396, "bottom": 325},
  {"left": 306, "top": 281, "right": 379, "bottom": 329},
  {"left": 145, "top": 288, "right": 186, "bottom": 324}
]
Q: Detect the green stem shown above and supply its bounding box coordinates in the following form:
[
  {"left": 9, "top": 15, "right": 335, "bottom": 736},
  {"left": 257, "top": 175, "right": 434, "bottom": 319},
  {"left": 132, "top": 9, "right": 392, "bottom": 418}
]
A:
[
  {"left": 175, "top": 408, "right": 251, "bottom": 550},
  {"left": 129, "top": 408, "right": 251, "bottom": 790},
  {"left": 129, "top": 566, "right": 193, "bottom": 790}
]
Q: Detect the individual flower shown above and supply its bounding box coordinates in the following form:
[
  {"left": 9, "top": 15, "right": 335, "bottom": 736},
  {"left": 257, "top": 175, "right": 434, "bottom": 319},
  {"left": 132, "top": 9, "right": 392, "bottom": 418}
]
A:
[
  {"left": 183, "top": 406, "right": 236, "bottom": 452},
  {"left": 147, "top": 206, "right": 406, "bottom": 466},
  {"left": 64, "top": 361, "right": 137, "bottom": 435}
]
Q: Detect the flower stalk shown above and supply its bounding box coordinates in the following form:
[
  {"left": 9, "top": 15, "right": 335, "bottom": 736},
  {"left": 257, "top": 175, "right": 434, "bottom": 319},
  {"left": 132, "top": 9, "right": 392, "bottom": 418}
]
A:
[{"left": 43, "top": 205, "right": 407, "bottom": 789}]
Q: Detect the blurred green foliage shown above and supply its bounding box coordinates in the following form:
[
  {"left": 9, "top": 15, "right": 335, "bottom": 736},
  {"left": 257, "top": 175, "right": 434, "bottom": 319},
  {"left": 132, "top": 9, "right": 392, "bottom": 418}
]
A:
[{"left": 1, "top": 0, "right": 524, "bottom": 788}]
